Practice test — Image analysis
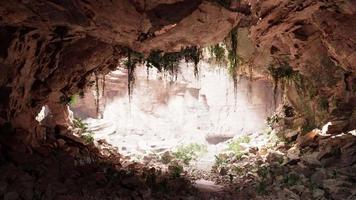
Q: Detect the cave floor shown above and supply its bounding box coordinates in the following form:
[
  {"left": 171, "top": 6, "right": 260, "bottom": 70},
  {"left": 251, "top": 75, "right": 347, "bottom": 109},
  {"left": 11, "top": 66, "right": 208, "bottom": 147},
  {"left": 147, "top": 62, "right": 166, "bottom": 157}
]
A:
[{"left": 0, "top": 127, "right": 355, "bottom": 200}]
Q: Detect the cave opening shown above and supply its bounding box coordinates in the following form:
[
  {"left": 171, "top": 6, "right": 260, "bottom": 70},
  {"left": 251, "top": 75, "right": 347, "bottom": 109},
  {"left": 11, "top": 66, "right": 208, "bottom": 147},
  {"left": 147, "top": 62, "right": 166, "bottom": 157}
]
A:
[
  {"left": 69, "top": 57, "right": 280, "bottom": 172},
  {"left": 1, "top": 0, "right": 355, "bottom": 199}
]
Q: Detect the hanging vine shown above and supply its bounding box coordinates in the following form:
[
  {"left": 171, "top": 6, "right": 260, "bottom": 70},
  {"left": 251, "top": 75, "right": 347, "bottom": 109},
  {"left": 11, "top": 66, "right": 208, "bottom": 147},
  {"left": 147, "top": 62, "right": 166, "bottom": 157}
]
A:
[
  {"left": 267, "top": 61, "right": 297, "bottom": 109},
  {"left": 222, "top": 26, "right": 243, "bottom": 105},
  {"left": 146, "top": 46, "right": 202, "bottom": 80},
  {"left": 94, "top": 72, "right": 100, "bottom": 117},
  {"left": 181, "top": 46, "right": 202, "bottom": 78},
  {"left": 118, "top": 46, "right": 202, "bottom": 100},
  {"left": 123, "top": 48, "right": 144, "bottom": 101},
  {"left": 101, "top": 74, "right": 106, "bottom": 118},
  {"left": 208, "top": 43, "right": 227, "bottom": 66}
]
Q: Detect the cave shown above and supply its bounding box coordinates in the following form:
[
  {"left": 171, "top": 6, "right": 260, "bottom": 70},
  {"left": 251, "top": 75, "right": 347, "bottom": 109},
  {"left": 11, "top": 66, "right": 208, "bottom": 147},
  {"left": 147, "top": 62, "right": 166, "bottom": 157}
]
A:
[{"left": 0, "top": 0, "right": 355, "bottom": 199}]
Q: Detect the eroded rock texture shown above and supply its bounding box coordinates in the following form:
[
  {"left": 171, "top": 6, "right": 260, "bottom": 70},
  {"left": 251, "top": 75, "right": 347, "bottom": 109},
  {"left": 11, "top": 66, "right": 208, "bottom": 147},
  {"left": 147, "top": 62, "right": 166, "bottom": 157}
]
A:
[
  {"left": 241, "top": 0, "right": 355, "bottom": 132},
  {"left": 0, "top": 0, "right": 241, "bottom": 143},
  {"left": 0, "top": 0, "right": 355, "bottom": 143}
]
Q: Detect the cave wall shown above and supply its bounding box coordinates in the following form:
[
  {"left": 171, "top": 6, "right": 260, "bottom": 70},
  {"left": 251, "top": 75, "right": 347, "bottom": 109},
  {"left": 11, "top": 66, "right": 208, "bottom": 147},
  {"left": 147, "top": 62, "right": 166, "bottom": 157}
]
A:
[
  {"left": 0, "top": 0, "right": 241, "bottom": 143},
  {"left": 0, "top": 0, "right": 355, "bottom": 143},
  {"left": 239, "top": 0, "right": 356, "bottom": 132}
]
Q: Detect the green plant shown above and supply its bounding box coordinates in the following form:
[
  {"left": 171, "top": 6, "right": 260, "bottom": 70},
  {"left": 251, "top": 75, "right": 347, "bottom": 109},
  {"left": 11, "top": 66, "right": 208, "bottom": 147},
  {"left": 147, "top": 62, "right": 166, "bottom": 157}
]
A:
[
  {"left": 227, "top": 135, "right": 251, "bottom": 155},
  {"left": 301, "top": 121, "right": 315, "bottom": 134},
  {"left": 214, "top": 153, "right": 229, "bottom": 168},
  {"left": 284, "top": 173, "right": 299, "bottom": 186},
  {"left": 267, "top": 64, "right": 296, "bottom": 81},
  {"left": 73, "top": 117, "right": 88, "bottom": 131},
  {"left": 268, "top": 63, "right": 298, "bottom": 100},
  {"left": 146, "top": 47, "right": 202, "bottom": 77},
  {"left": 318, "top": 97, "right": 329, "bottom": 111},
  {"left": 81, "top": 132, "right": 94, "bottom": 144},
  {"left": 257, "top": 166, "right": 270, "bottom": 179},
  {"left": 181, "top": 46, "right": 202, "bottom": 77},
  {"left": 172, "top": 143, "right": 207, "bottom": 165},
  {"left": 73, "top": 117, "right": 95, "bottom": 144},
  {"left": 123, "top": 48, "right": 144, "bottom": 99},
  {"left": 168, "top": 163, "right": 184, "bottom": 178},
  {"left": 59, "top": 95, "right": 78, "bottom": 105},
  {"left": 226, "top": 27, "right": 239, "bottom": 91},
  {"left": 209, "top": 43, "right": 226, "bottom": 65},
  {"left": 256, "top": 181, "right": 268, "bottom": 194}
]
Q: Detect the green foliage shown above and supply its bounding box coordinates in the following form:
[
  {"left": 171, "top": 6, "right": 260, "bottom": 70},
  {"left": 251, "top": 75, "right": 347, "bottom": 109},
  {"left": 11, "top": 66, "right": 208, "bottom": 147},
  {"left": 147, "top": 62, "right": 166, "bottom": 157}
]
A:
[
  {"left": 214, "top": 153, "right": 229, "bottom": 168},
  {"left": 301, "top": 121, "right": 315, "bottom": 134},
  {"left": 146, "top": 47, "right": 202, "bottom": 77},
  {"left": 181, "top": 47, "right": 201, "bottom": 64},
  {"left": 257, "top": 166, "right": 270, "bottom": 179},
  {"left": 172, "top": 143, "right": 207, "bottom": 165},
  {"left": 73, "top": 117, "right": 87, "bottom": 130},
  {"left": 73, "top": 117, "right": 94, "bottom": 144},
  {"left": 123, "top": 48, "right": 144, "bottom": 99},
  {"left": 208, "top": 43, "right": 226, "bottom": 65},
  {"left": 267, "top": 64, "right": 296, "bottom": 81},
  {"left": 318, "top": 97, "right": 329, "bottom": 111},
  {"left": 268, "top": 63, "right": 297, "bottom": 102},
  {"left": 255, "top": 166, "right": 271, "bottom": 194},
  {"left": 227, "top": 135, "right": 251, "bottom": 155},
  {"left": 283, "top": 173, "right": 299, "bottom": 186},
  {"left": 81, "top": 132, "right": 94, "bottom": 144},
  {"left": 226, "top": 27, "right": 239, "bottom": 85},
  {"left": 59, "top": 95, "right": 78, "bottom": 105},
  {"left": 256, "top": 181, "right": 268, "bottom": 194},
  {"left": 168, "top": 163, "right": 184, "bottom": 178},
  {"left": 68, "top": 95, "right": 78, "bottom": 105},
  {"left": 146, "top": 51, "right": 180, "bottom": 80}
]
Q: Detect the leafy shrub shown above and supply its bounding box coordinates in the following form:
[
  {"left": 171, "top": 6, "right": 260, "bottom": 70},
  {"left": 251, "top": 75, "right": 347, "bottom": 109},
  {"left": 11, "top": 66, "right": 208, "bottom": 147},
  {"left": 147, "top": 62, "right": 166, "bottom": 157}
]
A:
[
  {"left": 284, "top": 173, "right": 299, "bottom": 186},
  {"left": 73, "top": 117, "right": 94, "bottom": 144},
  {"left": 172, "top": 143, "right": 207, "bottom": 165},
  {"left": 214, "top": 153, "right": 229, "bottom": 168},
  {"left": 256, "top": 181, "right": 268, "bottom": 194},
  {"left": 168, "top": 162, "right": 184, "bottom": 178},
  {"left": 227, "top": 135, "right": 251, "bottom": 155},
  {"left": 81, "top": 132, "right": 94, "bottom": 144}
]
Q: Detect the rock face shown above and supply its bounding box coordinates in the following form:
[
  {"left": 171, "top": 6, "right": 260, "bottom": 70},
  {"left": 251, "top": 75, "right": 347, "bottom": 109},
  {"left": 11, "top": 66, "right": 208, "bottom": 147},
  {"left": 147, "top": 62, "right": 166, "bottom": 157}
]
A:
[
  {"left": 0, "top": 0, "right": 355, "bottom": 143},
  {"left": 244, "top": 0, "right": 355, "bottom": 132},
  {"left": 0, "top": 0, "right": 242, "bottom": 142}
]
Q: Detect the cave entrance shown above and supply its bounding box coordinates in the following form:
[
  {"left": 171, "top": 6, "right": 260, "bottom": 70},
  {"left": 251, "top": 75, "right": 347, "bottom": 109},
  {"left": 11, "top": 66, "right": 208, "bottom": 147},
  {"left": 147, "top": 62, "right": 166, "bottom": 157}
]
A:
[{"left": 70, "top": 60, "right": 280, "bottom": 172}]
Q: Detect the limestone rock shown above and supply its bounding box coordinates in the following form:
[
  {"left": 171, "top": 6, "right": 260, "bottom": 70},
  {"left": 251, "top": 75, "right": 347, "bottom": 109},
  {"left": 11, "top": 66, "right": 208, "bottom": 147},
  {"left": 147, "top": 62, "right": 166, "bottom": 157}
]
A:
[{"left": 296, "top": 130, "right": 319, "bottom": 148}]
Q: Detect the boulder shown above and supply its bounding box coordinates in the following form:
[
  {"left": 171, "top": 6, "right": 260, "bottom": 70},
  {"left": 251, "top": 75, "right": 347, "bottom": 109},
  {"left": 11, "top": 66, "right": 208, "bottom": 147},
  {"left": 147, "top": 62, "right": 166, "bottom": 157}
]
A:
[{"left": 296, "top": 130, "right": 319, "bottom": 148}]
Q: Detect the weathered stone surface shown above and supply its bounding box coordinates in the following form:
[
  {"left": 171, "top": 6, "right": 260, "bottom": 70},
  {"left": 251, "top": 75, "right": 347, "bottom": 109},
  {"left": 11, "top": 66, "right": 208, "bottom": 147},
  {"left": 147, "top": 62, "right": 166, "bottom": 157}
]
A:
[{"left": 296, "top": 130, "right": 318, "bottom": 148}]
